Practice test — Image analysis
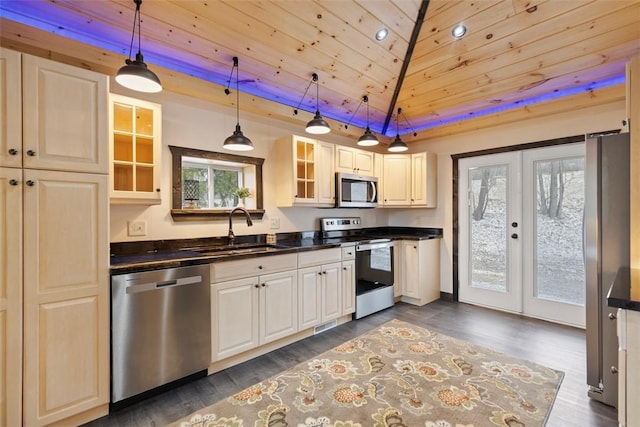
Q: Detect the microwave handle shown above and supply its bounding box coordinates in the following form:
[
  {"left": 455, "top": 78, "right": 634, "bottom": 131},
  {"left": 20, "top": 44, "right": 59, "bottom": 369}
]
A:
[{"left": 369, "top": 180, "right": 377, "bottom": 202}]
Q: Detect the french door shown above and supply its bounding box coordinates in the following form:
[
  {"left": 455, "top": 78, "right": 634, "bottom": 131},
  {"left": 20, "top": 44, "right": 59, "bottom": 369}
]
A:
[{"left": 458, "top": 143, "right": 586, "bottom": 327}]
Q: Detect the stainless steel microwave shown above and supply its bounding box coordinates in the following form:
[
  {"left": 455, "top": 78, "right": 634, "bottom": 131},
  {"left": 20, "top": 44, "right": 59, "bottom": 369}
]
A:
[{"left": 336, "top": 172, "right": 378, "bottom": 208}]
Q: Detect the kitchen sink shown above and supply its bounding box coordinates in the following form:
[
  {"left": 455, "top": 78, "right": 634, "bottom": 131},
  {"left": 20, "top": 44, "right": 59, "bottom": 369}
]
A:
[{"left": 182, "top": 243, "right": 290, "bottom": 257}]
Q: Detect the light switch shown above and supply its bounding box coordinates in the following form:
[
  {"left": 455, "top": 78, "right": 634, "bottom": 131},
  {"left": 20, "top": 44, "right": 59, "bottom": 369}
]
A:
[{"left": 128, "top": 220, "right": 147, "bottom": 236}]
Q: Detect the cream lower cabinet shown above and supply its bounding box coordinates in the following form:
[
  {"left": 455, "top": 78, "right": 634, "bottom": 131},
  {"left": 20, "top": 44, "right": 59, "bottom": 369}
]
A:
[
  {"left": 298, "top": 248, "right": 342, "bottom": 329},
  {"left": 400, "top": 239, "right": 441, "bottom": 306},
  {"left": 618, "top": 308, "right": 640, "bottom": 427},
  {"left": 211, "top": 254, "right": 298, "bottom": 362},
  {"left": 341, "top": 246, "right": 356, "bottom": 315}
]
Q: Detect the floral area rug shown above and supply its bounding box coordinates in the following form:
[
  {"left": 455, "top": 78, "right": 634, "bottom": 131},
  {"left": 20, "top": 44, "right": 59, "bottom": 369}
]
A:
[{"left": 171, "top": 319, "right": 563, "bottom": 427}]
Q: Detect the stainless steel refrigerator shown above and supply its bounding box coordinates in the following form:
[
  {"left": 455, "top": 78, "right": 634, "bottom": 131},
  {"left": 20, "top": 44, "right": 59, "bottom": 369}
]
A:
[{"left": 585, "top": 132, "right": 630, "bottom": 407}]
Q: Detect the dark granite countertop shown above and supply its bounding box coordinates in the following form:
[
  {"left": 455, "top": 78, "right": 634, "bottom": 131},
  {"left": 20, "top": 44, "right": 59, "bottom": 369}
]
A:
[
  {"left": 110, "top": 227, "right": 442, "bottom": 275},
  {"left": 607, "top": 267, "right": 640, "bottom": 312}
]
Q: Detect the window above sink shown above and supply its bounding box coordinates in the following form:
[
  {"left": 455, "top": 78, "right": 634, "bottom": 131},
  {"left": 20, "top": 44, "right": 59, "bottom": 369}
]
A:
[{"left": 169, "top": 145, "right": 265, "bottom": 220}]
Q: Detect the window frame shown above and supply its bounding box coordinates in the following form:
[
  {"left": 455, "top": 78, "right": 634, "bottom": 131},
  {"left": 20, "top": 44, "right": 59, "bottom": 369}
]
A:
[{"left": 169, "top": 145, "right": 264, "bottom": 221}]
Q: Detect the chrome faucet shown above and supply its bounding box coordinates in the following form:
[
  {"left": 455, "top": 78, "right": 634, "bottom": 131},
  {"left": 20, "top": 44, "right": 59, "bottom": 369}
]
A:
[{"left": 228, "top": 206, "right": 253, "bottom": 246}]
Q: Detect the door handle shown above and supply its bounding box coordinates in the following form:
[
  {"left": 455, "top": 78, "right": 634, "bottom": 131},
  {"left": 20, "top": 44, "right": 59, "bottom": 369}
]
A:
[{"left": 511, "top": 233, "right": 518, "bottom": 239}]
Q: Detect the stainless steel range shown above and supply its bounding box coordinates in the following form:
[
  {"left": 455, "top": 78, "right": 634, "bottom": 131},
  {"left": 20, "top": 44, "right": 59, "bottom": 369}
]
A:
[{"left": 321, "top": 217, "right": 395, "bottom": 319}]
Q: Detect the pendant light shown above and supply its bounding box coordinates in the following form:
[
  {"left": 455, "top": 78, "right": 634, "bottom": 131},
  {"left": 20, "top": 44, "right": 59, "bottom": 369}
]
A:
[
  {"left": 388, "top": 107, "right": 408, "bottom": 152},
  {"left": 115, "top": 0, "right": 162, "bottom": 93},
  {"left": 294, "top": 73, "right": 330, "bottom": 134},
  {"left": 357, "top": 95, "right": 379, "bottom": 146},
  {"left": 223, "top": 57, "right": 254, "bottom": 151}
]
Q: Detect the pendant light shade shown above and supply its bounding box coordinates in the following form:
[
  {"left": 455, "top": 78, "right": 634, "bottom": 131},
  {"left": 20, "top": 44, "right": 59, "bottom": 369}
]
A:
[
  {"left": 357, "top": 95, "right": 379, "bottom": 146},
  {"left": 224, "top": 57, "right": 254, "bottom": 151},
  {"left": 306, "top": 111, "right": 331, "bottom": 134},
  {"left": 116, "top": 0, "right": 162, "bottom": 93},
  {"left": 388, "top": 107, "right": 408, "bottom": 152},
  {"left": 294, "top": 73, "right": 330, "bottom": 134}
]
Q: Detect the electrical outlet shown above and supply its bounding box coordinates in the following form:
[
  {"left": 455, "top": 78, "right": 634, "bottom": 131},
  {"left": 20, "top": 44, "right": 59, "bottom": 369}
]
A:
[
  {"left": 128, "top": 220, "right": 147, "bottom": 236},
  {"left": 270, "top": 217, "right": 280, "bottom": 229}
]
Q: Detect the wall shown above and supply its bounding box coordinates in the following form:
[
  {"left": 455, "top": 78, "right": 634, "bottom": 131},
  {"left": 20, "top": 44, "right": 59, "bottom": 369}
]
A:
[
  {"left": 109, "top": 83, "right": 389, "bottom": 242},
  {"left": 389, "top": 100, "right": 627, "bottom": 294}
]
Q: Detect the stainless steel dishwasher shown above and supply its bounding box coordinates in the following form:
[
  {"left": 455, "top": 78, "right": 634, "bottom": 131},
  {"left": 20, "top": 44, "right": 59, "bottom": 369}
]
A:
[{"left": 111, "top": 264, "right": 211, "bottom": 406}]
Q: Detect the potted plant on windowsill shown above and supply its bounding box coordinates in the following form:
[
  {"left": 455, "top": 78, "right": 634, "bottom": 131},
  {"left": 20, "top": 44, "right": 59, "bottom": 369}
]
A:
[{"left": 234, "top": 187, "right": 252, "bottom": 207}]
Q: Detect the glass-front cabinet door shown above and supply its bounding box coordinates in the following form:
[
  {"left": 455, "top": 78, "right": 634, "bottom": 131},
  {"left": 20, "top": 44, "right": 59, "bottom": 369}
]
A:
[{"left": 109, "top": 93, "right": 161, "bottom": 204}]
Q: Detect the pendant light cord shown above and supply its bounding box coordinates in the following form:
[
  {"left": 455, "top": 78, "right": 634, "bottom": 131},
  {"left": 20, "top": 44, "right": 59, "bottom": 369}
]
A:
[
  {"left": 235, "top": 58, "right": 240, "bottom": 125},
  {"left": 126, "top": 0, "right": 142, "bottom": 61},
  {"left": 293, "top": 73, "right": 318, "bottom": 115}
]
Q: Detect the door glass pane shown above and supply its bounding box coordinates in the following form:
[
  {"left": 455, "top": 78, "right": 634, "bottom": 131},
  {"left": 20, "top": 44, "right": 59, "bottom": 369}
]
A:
[
  {"left": 534, "top": 157, "right": 585, "bottom": 305},
  {"left": 469, "top": 165, "right": 508, "bottom": 292}
]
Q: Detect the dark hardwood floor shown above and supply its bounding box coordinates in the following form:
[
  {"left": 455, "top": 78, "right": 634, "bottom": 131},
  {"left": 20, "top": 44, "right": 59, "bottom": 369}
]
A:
[{"left": 85, "top": 300, "right": 618, "bottom": 426}]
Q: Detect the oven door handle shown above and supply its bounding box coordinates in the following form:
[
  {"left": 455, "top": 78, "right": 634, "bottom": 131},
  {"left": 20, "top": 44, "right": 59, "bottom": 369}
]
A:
[{"left": 356, "top": 242, "right": 392, "bottom": 251}]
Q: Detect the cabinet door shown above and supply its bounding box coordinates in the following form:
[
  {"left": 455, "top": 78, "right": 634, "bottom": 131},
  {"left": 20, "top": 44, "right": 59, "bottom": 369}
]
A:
[
  {"left": 316, "top": 141, "right": 335, "bottom": 205},
  {"left": 341, "top": 259, "right": 356, "bottom": 315},
  {"left": 22, "top": 169, "right": 109, "bottom": 426},
  {"left": 393, "top": 241, "right": 402, "bottom": 297},
  {"left": 259, "top": 270, "right": 298, "bottom": 344},
  {"left": 0, "top": 168, "right": 22, "bottom": 426},
  {"left": 382, "top": 154, "right": 411, "bottom": 205},
  {"left": 109, "top": 93, "right": 162, "bottom": 204},
  {"left": 321, "top": 262, "right": 342, "bottom": 322},
  {"left": 401, "top": 241, "right": 420, "bottom": 298},
  {"left": 298, "top": 266, "right": 322, "bottom": 329},
  {"left": 354, "top": 150, "right": 374, "bottom": 175},
  {"left": 211, "top": 277, "right": 260, "bottom": 361},
  {"left": 336, "top": 146, "right": 374, "bottom": 175},
  {"left": 411, "top": 152, "right": 437, "bottom": 207},
  {"left": 294, "top": 136, "right": 318, "bottom": 203},
  {"left": 22, "top": 55, "right": 108, "bottom": 174},
  {"left": 411, "top": 152, "right": 427, "bottom": 205},
  {"left": 0, "top": 48, "right": 22, "bottom": 168}
]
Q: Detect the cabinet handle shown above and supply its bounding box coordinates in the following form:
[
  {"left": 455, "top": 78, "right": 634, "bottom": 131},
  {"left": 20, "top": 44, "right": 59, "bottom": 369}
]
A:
[
  {"left": 511, "top": 233, "right": 518, "bottom": 239},
  {"left": 8, "top": 148, "right": 18, "bottom": 156},
  {"left": 26, "top": 150, "right": 36, "bottom": 156},
  {"left": 261, "top": 283, "right": 266, "bottom": 287},
  {"left": 610, "top": 366, "right": 618, "bottom": 374},
  {"left": 254, "top": 284, "right": 259, "bottom": 288},
  {"left": 608, "top": 312, "right": 617, "bottom": 320},
  {"left": 26, "top": 180, "right": 35, "bottom": 187},
  {"left": 258, "top": 265, "right": 263, "bottom": 270},
  {"left": 343, "top": 267, "right": 347, "bottom": 270},
  {"left": 9, "top": 179, "right": 18, "bottom": 186},
  {"left": 318, "top": 272, "right": 322, "bottom": 276},
  {"left": 156, "top": 188, "right": 160, "bottom": 192}
]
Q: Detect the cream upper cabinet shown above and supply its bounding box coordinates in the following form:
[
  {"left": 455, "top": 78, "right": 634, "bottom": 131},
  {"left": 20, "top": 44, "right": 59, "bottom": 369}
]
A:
[
  {"left": 0, "top": 167, "right": 23, "bottom": 427},
  {"left": 335, "top": 145, "right": 374, "bottom": 175},
  {"left": 275, "top": 135, "right": 334, "bottom": 207},
  {"left": 381, "top": 152, "right": 437, "bottom": 207},
  {"left": 382, "top": 154, "right": 411, "bottom": 205},
  {"left": 109, "top": 93, "right": 162, "bottom": 204},
  {"left": 22, "top": 54, "right": 108, "bottom": 174},
  {"left": 411, "top": 152, "right": 437, "bottom": 207},
  {"left": 400, "top": 239, "right": 441, "bottom": 306},
  {"left": 22, "top": 169, "right": 109, "bottom": 426},
  {"left": 0, "top": 48, "right": 22, "bottom": 168}
]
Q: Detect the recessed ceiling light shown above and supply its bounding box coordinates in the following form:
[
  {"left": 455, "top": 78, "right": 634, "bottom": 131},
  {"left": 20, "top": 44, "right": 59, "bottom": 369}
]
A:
[
  {"left": 375, "top": 28, "right": 389, "bottom": 41},
  {"left": 451, "top": 24, "right": 467, "bottom": 39}
]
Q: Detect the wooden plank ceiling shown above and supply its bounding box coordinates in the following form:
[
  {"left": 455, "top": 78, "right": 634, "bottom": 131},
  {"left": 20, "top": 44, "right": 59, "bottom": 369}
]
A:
[{"left": 1, "top": 0, "right": 638, "bottom": 147}]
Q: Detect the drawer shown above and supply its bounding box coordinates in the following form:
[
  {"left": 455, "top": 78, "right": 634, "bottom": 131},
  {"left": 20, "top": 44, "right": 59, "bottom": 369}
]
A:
[
  {"left": 298, "top": 247, "right": 342, "bottom": 268},
  {"left": 211, "top": 253, "right": 297, "bottom": 282},
  {"left": 341, "top": 246, "right": 356, "bottom": 260}
]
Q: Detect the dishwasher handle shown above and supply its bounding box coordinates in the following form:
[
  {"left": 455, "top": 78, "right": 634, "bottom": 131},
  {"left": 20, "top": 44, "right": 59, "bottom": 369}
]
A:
[{"left": 125, "top": 275, "right": 203, "bottom": 294}]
